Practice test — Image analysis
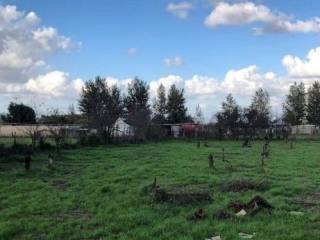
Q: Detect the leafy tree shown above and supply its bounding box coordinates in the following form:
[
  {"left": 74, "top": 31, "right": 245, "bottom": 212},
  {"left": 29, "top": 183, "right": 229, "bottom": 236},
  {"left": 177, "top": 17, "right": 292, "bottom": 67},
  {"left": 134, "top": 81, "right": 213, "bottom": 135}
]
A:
[
  {"left": 307, "top": 81, "right": 320, "bottom": 126},
  {"left": 216, "top": 94, "right": 240, "bottom": 137},
  {"left": 1, "top": 102, "right": 36, "bottom": 123},
  {"left": 283, "top": 82, "right": 306, "bottom": 125},
  {"left": 194, "top": 104, "right": 205, "bottom": 124},
  {"left": 153, "top": 83, "right": 167, "bottom": 123},
  {"left": 124, "top": 78, "right": 151, "bottom": 140},
  {"left": 166, "top": 84, "right": 188, "bottom": 123},
  {"left": 79, "top": 76, "right": 123, "bottom": 141},
  {"left": 247, "top": 88, "right": 271, "bottom": 128}
]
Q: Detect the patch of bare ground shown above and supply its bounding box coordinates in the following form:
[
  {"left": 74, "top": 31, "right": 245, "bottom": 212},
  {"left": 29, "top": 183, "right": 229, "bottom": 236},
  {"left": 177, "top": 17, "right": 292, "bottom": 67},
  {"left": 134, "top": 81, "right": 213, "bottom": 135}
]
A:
[
  {"left": 50, "top": 179, "right": 69, "bottom": 191},
  {"left": 153, "top": 183, "right": 212, "bottom": 204},
  {"left": 221, "top": 179, "right": 269, "bottom": 192},
  {"left": 53, "top": 208, "right": 92, "bottom": 221},
  {"left": 288, "top": 191, "right": 320, "bottom": 207}
]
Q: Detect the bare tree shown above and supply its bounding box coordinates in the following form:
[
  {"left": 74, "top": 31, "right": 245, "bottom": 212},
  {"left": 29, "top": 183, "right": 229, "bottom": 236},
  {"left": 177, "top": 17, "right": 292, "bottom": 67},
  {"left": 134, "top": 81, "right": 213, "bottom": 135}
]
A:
[
  {"left": 46, "top": 109, "right": 67, "bottom": 158},
  {"left": 24, "top": 124, "right": 41, "bottom": 150}
]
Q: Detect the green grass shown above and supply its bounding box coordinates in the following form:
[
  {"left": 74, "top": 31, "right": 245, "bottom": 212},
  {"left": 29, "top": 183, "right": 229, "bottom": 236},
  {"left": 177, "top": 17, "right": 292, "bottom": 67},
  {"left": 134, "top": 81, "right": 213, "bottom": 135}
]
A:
[{"left": 1, "top": 139, "right": 320, "bottom": 240}]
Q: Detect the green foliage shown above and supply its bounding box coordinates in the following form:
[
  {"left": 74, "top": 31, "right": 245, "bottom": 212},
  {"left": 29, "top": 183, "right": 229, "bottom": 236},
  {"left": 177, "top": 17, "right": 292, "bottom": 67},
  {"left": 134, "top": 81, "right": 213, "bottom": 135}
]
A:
[
  {"left": 246, "top": 88, "right": 271, "bottom": 128},
  {"left": 153, "top": 83, "right": 167, "bottom": 124},
  {"left": 1, "top": 102, "right": 36, "bottom": 123},
  {"left": 79, "top": 76, "right": 123, "bottom": 139},
  {"left": 216, "top": 94, "right": 241, "bottom": 135},
  {"left": 124, "top": 78, "right": 151, "bottom": 140},
  {"left": 307, "top": 81, "right": 320, "bottom": 126},
  {"left": 166, "top": 84, "right": 188, "bottom": 123},
  {"left": 283, "top": 82, "right": 306, "bottom": 125}
]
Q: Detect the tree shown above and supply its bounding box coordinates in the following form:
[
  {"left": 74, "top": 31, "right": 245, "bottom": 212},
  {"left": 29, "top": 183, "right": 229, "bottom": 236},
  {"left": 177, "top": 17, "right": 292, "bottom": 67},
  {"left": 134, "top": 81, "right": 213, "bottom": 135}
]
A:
[
  {"left": 124, "top": 78, "right": 151, "bottom": 140},
  {"left": 307, "top": 81, "right": 320, "bottom": 126},
  {"left": 194, "top": 104, "right": 205, "bottom": 124},
  {"left": 153, "top": 83, "right": 167, "bottom": 123},
  {"left": 1, "top": 102, "right": 36, "bottom": 123},
  {"left": 216, "top": 94, "right": 241, "bottom": 137},
  {"left": 166, "top": 84, "right": 188, "bottom": 123},
  {"left": 247, "top": 88, "right": 271, "bottom": 128},
  {"left": 46, "top": 109, "right": 67, "bottom": 158},
  {"left": 79, "top": 76, "right": 123, "bottom": 141},
  {"left": 283, "top": 82, "right": 306, "bottom": 125}
]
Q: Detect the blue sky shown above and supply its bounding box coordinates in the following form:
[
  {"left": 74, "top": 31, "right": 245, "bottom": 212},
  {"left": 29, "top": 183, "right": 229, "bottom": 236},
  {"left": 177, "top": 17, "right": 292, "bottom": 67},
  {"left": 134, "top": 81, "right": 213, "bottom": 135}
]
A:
[{"left": 1, "top": 0, "right": 320, "bottom": 120}]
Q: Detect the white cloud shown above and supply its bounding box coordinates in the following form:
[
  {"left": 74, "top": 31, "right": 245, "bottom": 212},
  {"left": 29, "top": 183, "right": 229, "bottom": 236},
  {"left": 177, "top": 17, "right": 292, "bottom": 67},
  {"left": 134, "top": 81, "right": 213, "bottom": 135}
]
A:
[
  {"left": 25, "top": 71, "right": 83, "bottom": 97},
  {"left": 166, "top": 2, "right": 193, "bottom": 19},
  {"left": 0, "top": 4, "right": 77, "bottom": 85},
  {"left": 164, "top": 56, "right": 183, "bottom": 67},
  {"left": 185, "top": 75, "right": 221, "bottom": 96},
  {"left": 282, "top": 47, "right": 320, "bottom": 78},
  {"left": 149, "top": 75, "right": 184, "bottom": 97},
  {"left": 204, "top": 2, "right": 320, "bottom": 34},
  {"left": 105, "top": 76, "right": 133, "bottom": 93}
]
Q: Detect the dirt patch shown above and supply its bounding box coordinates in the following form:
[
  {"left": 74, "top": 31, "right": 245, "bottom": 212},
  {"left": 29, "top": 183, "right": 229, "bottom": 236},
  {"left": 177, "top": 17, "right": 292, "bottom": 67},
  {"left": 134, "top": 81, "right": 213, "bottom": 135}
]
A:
[
  {"left": 51, "top": 179, "right": 69, "bottom": 191},
  {"left": 289, "top": 191, "right": 320, "bottom": 207},
  {"left": 187, "top": 208, "right": 207, "bottom": 220},
  {"left": 213, "top": 210, "right": 232, "bottom": 220},
  {"left": 53, "top": 208, "right": 92, "bottom": 220},
  {"left": 153, "top": 183, "right": 212, "bottom": 204},
  {"left": 221, "top": 179, "right": 269, "bottom": 192}
]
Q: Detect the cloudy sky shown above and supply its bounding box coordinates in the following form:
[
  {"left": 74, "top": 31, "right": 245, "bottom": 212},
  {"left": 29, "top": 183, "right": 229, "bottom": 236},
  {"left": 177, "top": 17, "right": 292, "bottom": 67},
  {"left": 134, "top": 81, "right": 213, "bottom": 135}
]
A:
[{"left": 1, "top": 0, "right": 320, "bottom": 120}]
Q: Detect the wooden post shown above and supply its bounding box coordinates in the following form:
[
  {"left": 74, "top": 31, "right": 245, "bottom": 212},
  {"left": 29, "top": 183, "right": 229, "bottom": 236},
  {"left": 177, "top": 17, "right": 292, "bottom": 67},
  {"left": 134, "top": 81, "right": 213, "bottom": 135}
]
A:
[
  {"left": 222, "top": 148, "right": 225, "bottom": 162},
  {"left": 25, "top": 155, "right": 31, "bottom": 170},
  {"left": 48, "top": 153, "right": 54, "bottom": 169},
  {"left": 208, "top": 154, "right": 214, "bottom": 169}
]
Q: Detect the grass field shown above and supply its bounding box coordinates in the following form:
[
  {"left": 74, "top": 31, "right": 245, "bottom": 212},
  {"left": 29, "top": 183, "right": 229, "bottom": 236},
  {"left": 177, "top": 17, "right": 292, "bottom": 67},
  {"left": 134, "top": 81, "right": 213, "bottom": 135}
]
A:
[{"left": 1, "top": 139, "right": 320, "bottom": 240}]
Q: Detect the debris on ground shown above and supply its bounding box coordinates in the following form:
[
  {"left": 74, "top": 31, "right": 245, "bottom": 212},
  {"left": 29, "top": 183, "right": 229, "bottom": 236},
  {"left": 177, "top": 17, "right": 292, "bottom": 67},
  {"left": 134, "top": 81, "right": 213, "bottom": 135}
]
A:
[
  {"left": 153, "top": 181, "right": 212, "bottom": 204},
  {"left": 228, "top": 201, "right": 247, "bottom": 213},
  {"left": 236, "top": 209, "right": 247, "bottom": 217},
  {"left": 289, "top": 211, "right": 304, "bottom": 216},
  {"left": 239, "top": 232, "right": 256, "bottom": 239},
  {"left": 187, "top": 208, "right": 206, "bottom": 220},
  {"left": 222, "top": 179, "right": 269, "bottom": 192},
  {"left": 246, "top": 195, "right": 274, "bottom": 215},
  {"left": 228, "top": 195, "right": 273, "bottom": 216},
  {"left": 213, "top": 210, "right": 232, "bottom": 220},
  {"left": 206, "top": 236, "right": 221, "bottom": 240}
]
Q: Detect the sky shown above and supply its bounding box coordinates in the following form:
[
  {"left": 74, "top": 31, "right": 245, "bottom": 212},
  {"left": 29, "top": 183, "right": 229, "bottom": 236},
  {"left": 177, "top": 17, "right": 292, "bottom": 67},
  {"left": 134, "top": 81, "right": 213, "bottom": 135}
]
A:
[{"left": 0, "top": 0, "right": 320, "bottom": 121}]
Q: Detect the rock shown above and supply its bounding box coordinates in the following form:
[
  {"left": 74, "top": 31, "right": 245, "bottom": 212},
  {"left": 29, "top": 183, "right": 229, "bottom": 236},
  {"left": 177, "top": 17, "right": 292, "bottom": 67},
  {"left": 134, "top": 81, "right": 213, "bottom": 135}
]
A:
[
  {"left": 239, "top": 232, "right": 256, "bottom": 239},
  {"left": 206, "top": 236, "right": 222, "bottom": 240},
  {"left": 289, "top": 211, "right": 304, "bottom": 216},
  {"left": 236, "top": 209, "right": 247, "bottom": 217}
]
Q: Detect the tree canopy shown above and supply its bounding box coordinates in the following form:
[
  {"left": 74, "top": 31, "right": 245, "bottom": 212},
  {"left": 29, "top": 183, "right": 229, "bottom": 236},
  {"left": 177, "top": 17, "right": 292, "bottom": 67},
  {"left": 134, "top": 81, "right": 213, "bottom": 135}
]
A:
[
  {"left": 79, "top": 76, "right": 123, "bottom": 139},
  {"left": 166, "top": 84, "right": 188, "bottom": 123},
  {"left": 307, "top": 81, "right": 320, "bottom": 126},
  {"left": 124, "top": 78, "right": 151, "bottom": 139},
  {"left": 283, "top": 82, "right": 306, "bottom": 125},
  {"left": 1, "top": 102, "right": 36, "bottom": 124},
  {"left": 152, "top": 83, "right": 167, "bottom": 124}
]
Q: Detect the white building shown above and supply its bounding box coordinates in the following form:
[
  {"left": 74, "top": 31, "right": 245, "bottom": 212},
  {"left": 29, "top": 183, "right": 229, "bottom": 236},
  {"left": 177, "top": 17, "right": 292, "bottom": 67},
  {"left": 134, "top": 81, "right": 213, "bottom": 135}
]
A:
[{"left": 112, "top": 118, "right": 134, "bottom": 137}]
